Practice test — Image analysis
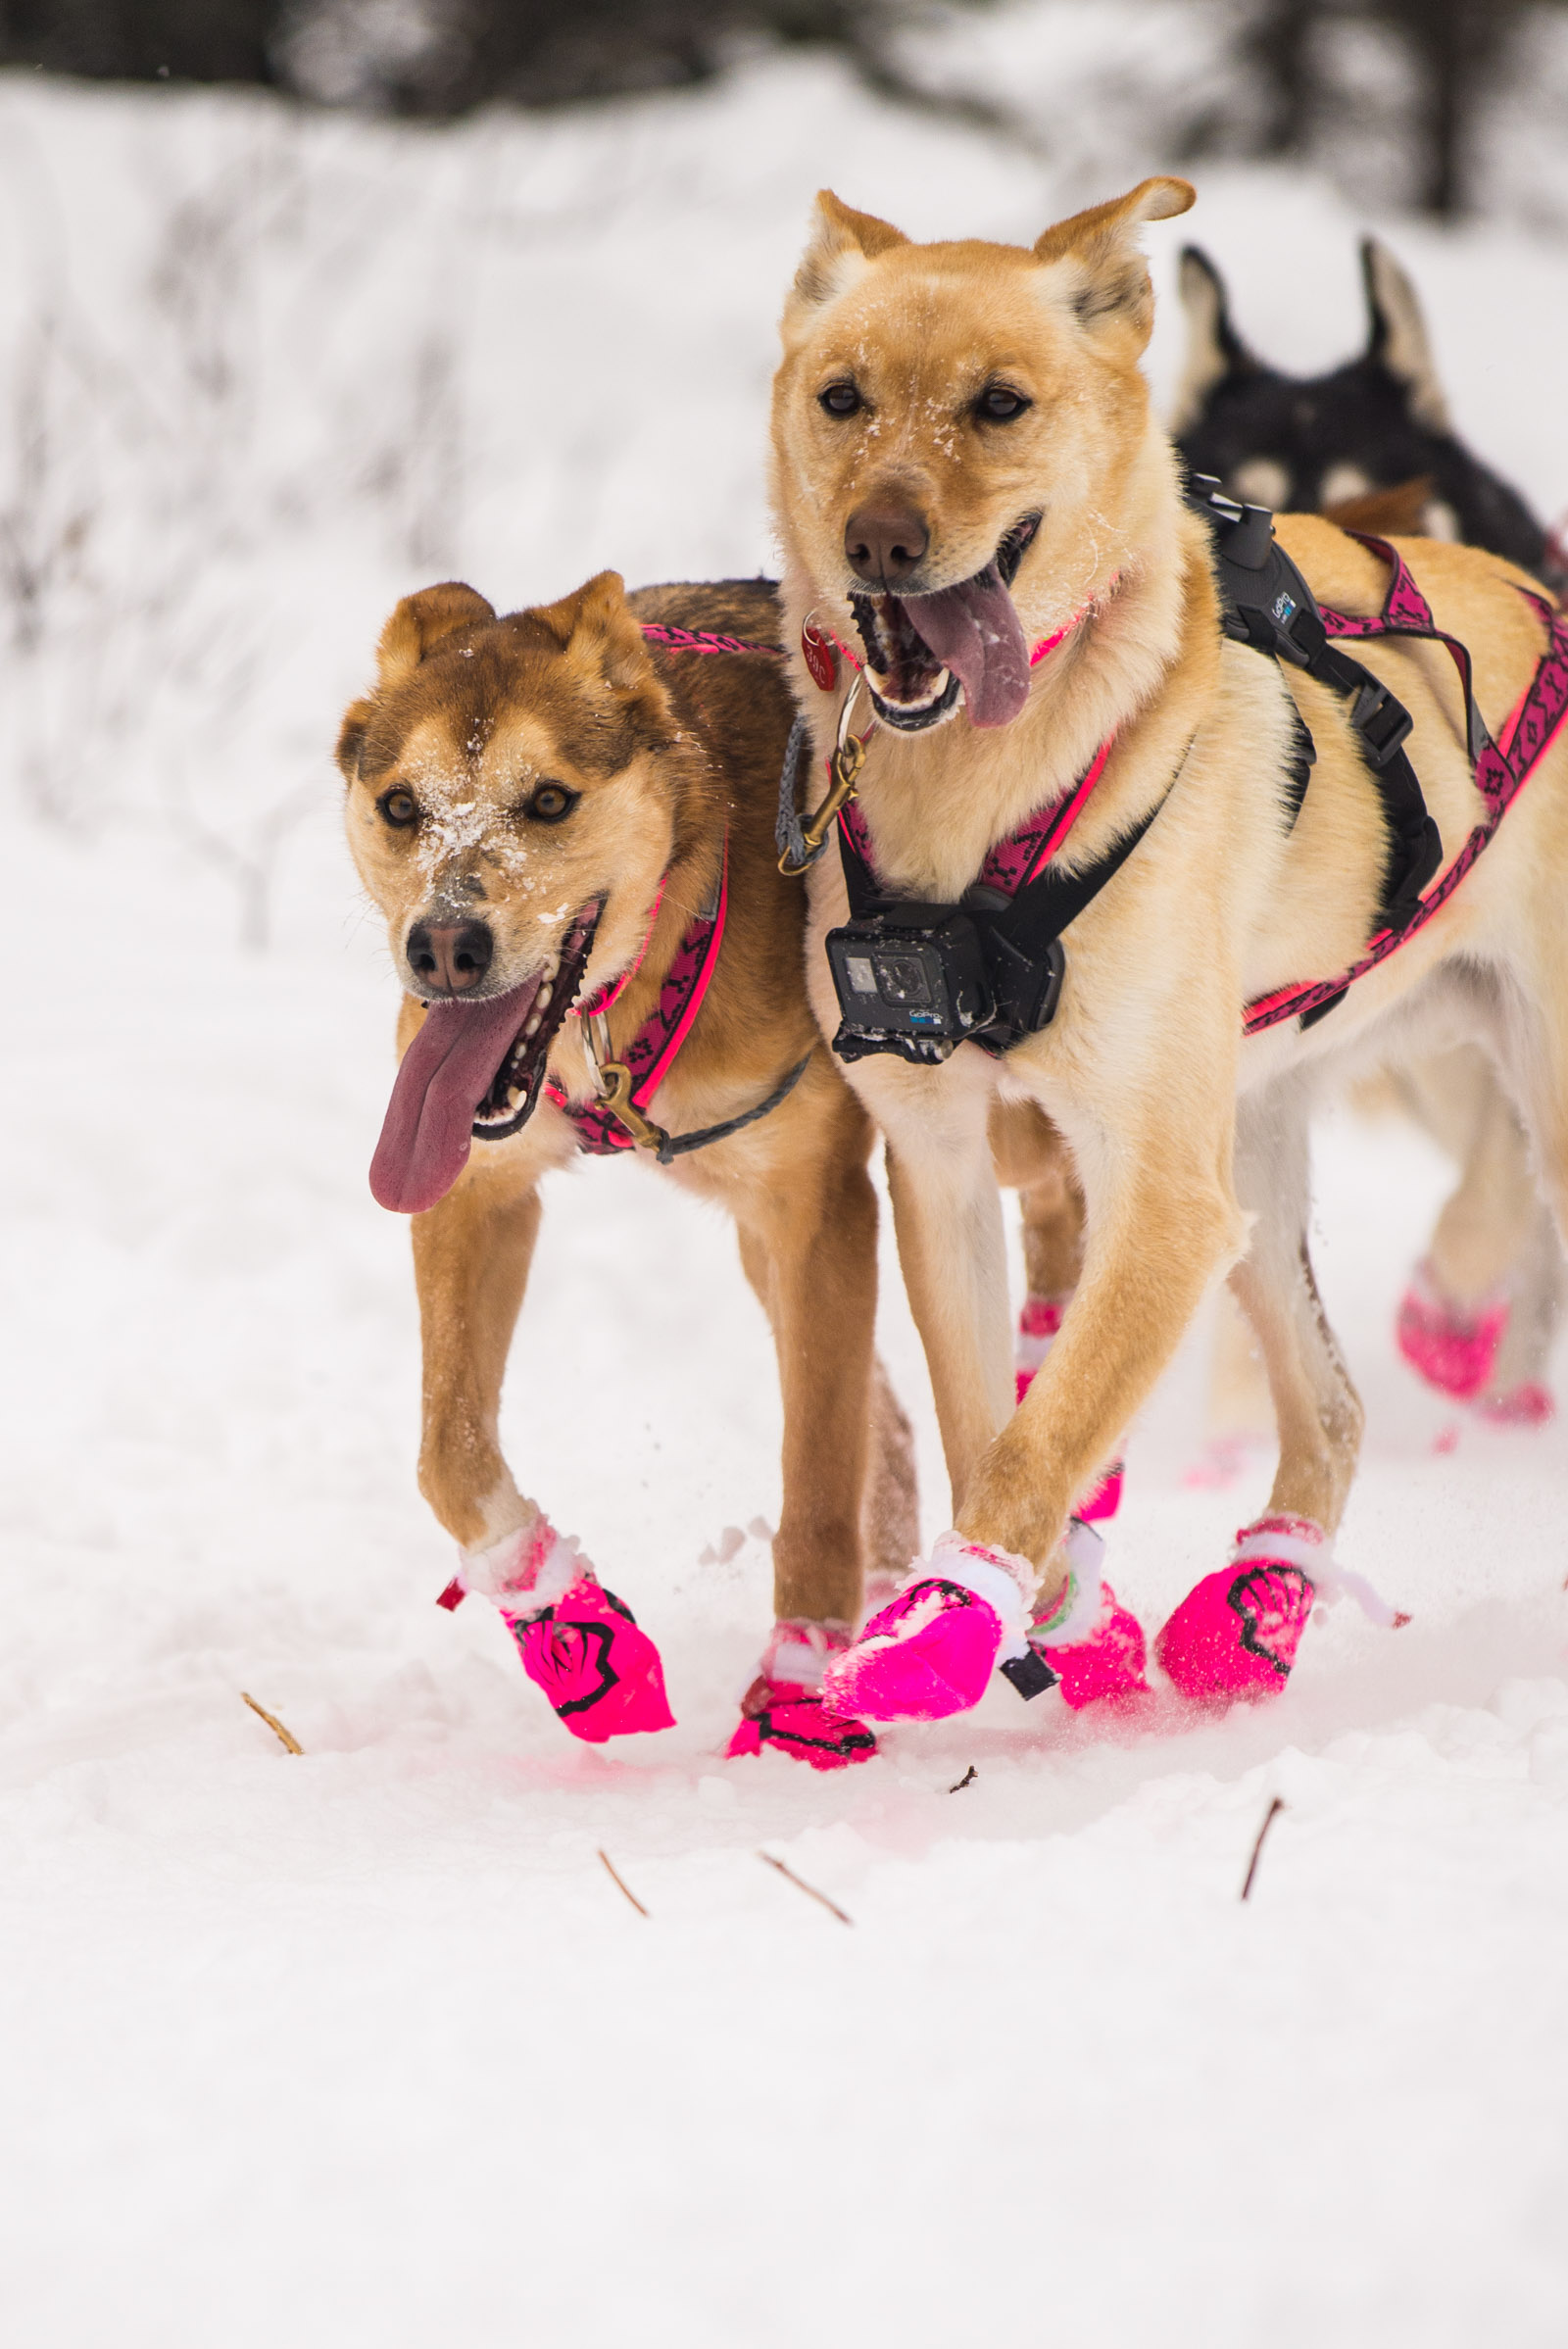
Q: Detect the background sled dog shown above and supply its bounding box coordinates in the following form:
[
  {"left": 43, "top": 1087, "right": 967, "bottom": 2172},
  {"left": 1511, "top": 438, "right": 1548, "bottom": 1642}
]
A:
[
  {"left": 340, "top": 570, "right": 916, "bottom": 1767},
  {"left": 1174, "top": 233, "right": 1565, "bottom": 1429},
  {"left": 768, "top": 177, "right": 1568, "bottom": 1727}
]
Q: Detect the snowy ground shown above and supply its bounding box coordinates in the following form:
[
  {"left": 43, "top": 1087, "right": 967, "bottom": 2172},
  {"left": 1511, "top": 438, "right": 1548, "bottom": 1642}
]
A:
[{"left": 2, "top": 50, "right": 1568, "bottom": 2349}]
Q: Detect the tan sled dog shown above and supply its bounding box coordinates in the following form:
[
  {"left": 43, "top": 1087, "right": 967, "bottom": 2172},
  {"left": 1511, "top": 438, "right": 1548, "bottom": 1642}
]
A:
[
  {"left": 339, "top": 571, "right": 914, "bottom": 1764},
  {"left": 768, "top": 179, "right": 1568, "bottom": 1722}
]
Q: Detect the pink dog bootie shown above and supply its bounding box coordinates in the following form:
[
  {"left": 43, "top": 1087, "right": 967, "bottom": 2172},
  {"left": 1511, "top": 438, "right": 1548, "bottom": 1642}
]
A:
[
  {"left": 1014, "top": 1297, "right": 1124, "bottom": 1522},
  {"left": 1014, "top": 1294, "right": 1067, "bottom": 1406},
  {"left": 1156, "top": 1516, "right": 1410, "bottom": 1707},
  {"left": 1153, "top": 1516, "right": 1326, "bottom": 1705},
  {"left": 1478, "top": 1381, "right": 1554, "bottom": 1427},
  {"left": 1001, "top": 1518, "right": 1151, "bottom": 1709},
  {"left": 727, "top": 1621, "right": 877, "bottom": 1770},
  {"left": 1396, "top": 1260, "right": 1508, "bottom": 1402},
  {"left": 439, "top": 1517, "right": 675, "bottom": 1741},
  {"left": 1155, "top": 1516, "right": 1322, "bottom": 1703},
  {"left": 821, "top": 1533, "right": 1033, "bottom": 1723}
]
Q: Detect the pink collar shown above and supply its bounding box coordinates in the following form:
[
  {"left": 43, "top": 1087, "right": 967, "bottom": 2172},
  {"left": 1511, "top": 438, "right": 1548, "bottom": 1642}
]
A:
[{"left": 547, "top": 841, "right": 730, "bottom": 1154}]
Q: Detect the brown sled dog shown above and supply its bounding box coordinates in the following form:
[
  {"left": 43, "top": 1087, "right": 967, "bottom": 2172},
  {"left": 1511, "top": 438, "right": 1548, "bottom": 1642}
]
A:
[
  {"left": 768, "top": 178, "right": 1568, "bottom": 1723},
  {"left": 338, "top": 571, "right": 915, "bottom": 1764}
]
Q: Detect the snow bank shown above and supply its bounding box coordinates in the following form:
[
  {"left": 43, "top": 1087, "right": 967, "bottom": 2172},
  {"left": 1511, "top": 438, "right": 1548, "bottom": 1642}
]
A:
[{"left": 1, "top": 51, "right": 1566, "bottom": 2349}]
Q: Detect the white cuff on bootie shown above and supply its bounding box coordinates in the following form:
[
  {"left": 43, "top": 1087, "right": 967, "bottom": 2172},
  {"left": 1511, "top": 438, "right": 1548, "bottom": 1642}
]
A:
[
  {"left": 1029, "top": 1517, "right": 1106, "bottom": 1648},
  {"left": 457, "top": 1515, "right": 586, "bottom": 1617},
  {"left": 919, "top": 1531, "right": 1034, "bottom": 1661},
  {"left": 1232, "top": 1515, "right": 1405, "bottom": 1629}
]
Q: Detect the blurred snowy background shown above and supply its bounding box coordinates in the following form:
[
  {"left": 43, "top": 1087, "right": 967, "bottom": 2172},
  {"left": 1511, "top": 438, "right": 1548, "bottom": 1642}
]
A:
[{"left": 3, "top": 9, "right": 1568, "bottom": 2346}]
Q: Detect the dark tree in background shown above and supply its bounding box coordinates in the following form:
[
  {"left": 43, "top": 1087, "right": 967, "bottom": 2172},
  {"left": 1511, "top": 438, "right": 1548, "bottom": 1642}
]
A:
[
  {"left": 1245, "top": 0, "right": 1562, "bottom": 218},
  {"left": 0, "top": 1, "right": 1562, "bottom": 220},
  {"left": 0, "top": 1, "right": 992, "bottom": 112},
  {"left": 1375, "top": 0, "right": 1528, "bottom": 218},
  {"left": 0, "top": 1, "right": 280, "bottom": 83}
]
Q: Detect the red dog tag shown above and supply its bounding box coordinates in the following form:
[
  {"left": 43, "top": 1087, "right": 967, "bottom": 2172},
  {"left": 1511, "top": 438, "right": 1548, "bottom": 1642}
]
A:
[{"left": 801, "top": 620, "right": 838, "bottom": 693}]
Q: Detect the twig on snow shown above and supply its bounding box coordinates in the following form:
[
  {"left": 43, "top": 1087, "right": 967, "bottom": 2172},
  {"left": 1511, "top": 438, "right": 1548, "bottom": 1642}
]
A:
[
  {"left": 598, "top": 1848, "right": 649, "bottom": 1918},
  {"left": 1240, "top": 1796, "right": 1285, "bottom": 1902},
  {"left": 241, "top": 1691, "right": 303, "bottom": 1754},
  {"left": 949, "top": 1765, "right": 978, "bottom": 1792},
  {"left": 759, "top": 1850, "right": 853, "bottom": 1927}
]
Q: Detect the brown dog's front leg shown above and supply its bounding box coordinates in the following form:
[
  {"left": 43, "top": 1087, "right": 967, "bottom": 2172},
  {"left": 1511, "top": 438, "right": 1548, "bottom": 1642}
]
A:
[
  {"left": 412, "top": 1157, "right": 542, "bottom": 1553},
  {"left": 735, "top": 1150, "right": 880, "bottom": 1630}
]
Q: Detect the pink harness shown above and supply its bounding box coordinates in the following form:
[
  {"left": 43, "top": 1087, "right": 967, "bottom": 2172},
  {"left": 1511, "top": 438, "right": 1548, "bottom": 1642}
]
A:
[
  {"left": 1244, "top": 538, "right": 1568, "bottom": 1033},
  {"left": 547, "top": 620, "right": 783, "bottom": 1156},
  {"left": 837, "top": 733, "right": 1115, "bottom": 896}
]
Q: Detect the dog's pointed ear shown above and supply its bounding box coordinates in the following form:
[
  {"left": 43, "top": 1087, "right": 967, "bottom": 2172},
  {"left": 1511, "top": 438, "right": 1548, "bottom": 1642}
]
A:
[
  {"left": 1361, "top": 237, "right": 1448, "bottom": 431},
  {"left": 1034, "top": 176, "right": 1194, "bottom": 351},
  {"left": 336, "top": 697, "right": 374, "bottom": 784},
  {"left": 530, "top": 570, "right": 655, "bottom": 695},
  {"left": 375, "top": 583, "right": 496, "bottom": 689},
  {"left": 1168, "top": 244, "right": 1253, "bottom": 433},
  {"left": 785, "top": 190, "right": 908, "bottom": 325}
]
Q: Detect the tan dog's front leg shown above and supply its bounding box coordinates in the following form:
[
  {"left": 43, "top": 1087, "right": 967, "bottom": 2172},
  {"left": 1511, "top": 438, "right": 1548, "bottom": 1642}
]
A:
[
  {"left": 961, "top": 1151, "right": 1243, "bottom": 1572},
  {"left": 867, "top": 1060, "right": 1014, "bottom": 1513},
  {"left": 824, "top": 1113, "right": 1241, "bottom": 1733},
  {"left": 990, "top": 1099, "right": 1086, "bottom": 1300},
  {"left": 412, "top": 1156, "right": 542, "bottom": 1553}
]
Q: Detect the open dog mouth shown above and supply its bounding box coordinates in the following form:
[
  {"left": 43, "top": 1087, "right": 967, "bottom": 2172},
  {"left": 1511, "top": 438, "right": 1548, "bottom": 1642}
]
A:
[
  {"left": 851, "top": 513, "right": 1041, "bottom": 733},
  {"left": 468, "top": 904, "right": 601, "bottom": 1143},
  {"left": 369, "top": 903, "right": 602, "bottom": 1216}
]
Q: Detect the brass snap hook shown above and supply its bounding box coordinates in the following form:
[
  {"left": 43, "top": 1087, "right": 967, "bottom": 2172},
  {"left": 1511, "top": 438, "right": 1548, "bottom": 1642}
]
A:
[
  {"left": 778, "top": 682, "right": 874, "bottom": 877},
  {"left": 596, "top": 1059, "right": 670, "bottom": 1155}
]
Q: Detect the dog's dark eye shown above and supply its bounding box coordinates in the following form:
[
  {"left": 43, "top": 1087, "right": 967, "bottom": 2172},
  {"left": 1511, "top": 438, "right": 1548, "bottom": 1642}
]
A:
[
  {"left": 378, "top": 787, "right": 418, "bottom": 828},
  {"left": 975, "top": 385, "right": 1031, "bottom": 423},
  {"left": 525, "top": 782, "right": 578, "bottom": 823},
  {"left": 818, "top": 381, "right": 862, "bottom": 418}
]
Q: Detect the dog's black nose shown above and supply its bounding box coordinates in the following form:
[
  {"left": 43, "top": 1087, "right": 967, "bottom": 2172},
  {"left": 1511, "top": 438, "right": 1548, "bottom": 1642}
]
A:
[
  {"left": 407, "top": 919, "right": 493, "bottom": 995},
  {"left": 845, "top": 503, "right": 930, "bottom": 587}
]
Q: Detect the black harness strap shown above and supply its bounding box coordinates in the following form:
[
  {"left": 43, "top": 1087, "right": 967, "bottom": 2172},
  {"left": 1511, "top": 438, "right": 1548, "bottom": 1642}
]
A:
[
  {"left": 649, "top": 1052, "right": 811, "bottom": 1164},
  {"left": 1191, "top": 475, "right": 1444, "bottom": 936}
]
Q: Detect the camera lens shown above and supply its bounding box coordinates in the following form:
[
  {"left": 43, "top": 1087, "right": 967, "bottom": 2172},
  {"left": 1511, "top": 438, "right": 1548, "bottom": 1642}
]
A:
[{"left": 875, "top": 951, "right": 933, "bottom": 1004}]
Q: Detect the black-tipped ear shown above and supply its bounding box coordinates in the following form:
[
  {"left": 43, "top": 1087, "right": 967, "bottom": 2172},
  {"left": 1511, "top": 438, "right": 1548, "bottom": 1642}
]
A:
[
  {"left": 1168, "top": 245, "right": 1255, "bottom": 433},
  {"left": 1361, "top": 237, "right": 1448, "bottom": 431}
]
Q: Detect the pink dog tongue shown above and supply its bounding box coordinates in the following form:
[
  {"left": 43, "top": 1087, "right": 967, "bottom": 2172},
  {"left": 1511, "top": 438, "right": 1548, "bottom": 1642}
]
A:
[
  {"left": 369, "top": 981, "right": 539, "bottom": 1215},
  {"left": 903, "top": 563, "right": 1032, "bottom": 728}
]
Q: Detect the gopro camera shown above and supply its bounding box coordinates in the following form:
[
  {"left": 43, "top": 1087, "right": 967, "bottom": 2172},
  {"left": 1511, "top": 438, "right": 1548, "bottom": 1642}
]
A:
[
  {"left": 826, "top": 903, "right": 992, "bottom": 1064},
  {"left": 826, "top": 896, "right": 1064, "bottom": 1064}
]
